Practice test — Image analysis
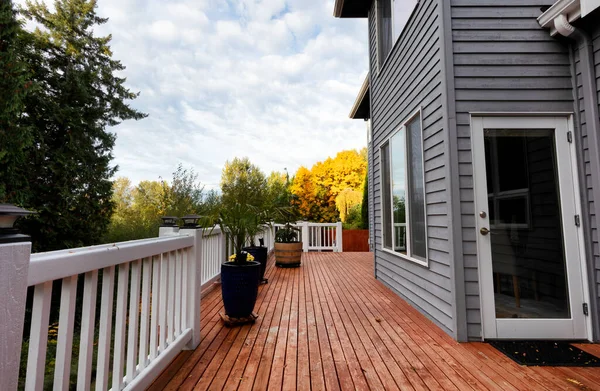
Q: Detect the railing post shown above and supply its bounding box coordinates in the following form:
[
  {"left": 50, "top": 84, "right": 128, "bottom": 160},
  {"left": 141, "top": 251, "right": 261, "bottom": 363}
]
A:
[
  {"left": 159, "top": 226, "right": 179, "bottom": 237},
  {"left": 336, "top": 222, "right": 343, "bottom": 252},
  {"left": 0, "top": 241, "right": 32, "bottom": 391},
  {"left": 178, "top": 226, "right": 202, "bottom": 349},
  {"left": 301, "top": 222, "right": 309, "bottom": 252}
]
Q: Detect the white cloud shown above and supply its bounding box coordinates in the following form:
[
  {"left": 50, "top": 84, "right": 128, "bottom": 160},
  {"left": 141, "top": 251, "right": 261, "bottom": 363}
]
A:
[{"left": 17, "top": 0, "right": 369, "bottom": 190}]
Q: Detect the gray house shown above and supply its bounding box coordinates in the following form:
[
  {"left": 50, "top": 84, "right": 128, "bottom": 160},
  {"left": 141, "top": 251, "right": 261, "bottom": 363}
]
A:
[{"left": 335, "top": 0, "right": 600, "bottom": 342}]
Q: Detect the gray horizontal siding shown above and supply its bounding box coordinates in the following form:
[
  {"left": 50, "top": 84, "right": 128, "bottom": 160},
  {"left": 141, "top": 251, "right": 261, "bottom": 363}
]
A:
[
  {"left": 449, "top": 0, "right": 572, "bottom": 340},
  {"left": 369, "top": 0, "right": 454, "bottom": 335}
]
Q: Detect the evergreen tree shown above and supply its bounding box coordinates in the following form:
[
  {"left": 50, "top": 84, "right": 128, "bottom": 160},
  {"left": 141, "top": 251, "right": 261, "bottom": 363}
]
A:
[
  {"left": 12, "top": 0, "right": 147, "bottom": 251},
  {"left": 0, "top": 0, "right": 32, "bottom": 203},
  {"left": 361, "top": 172, "right": 369, "bottom": 229}
]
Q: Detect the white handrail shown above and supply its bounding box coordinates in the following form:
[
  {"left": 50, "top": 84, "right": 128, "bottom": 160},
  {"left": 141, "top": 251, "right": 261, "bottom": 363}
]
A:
[
  {"left": 16, "top": 232, "right": 199, "bottom": 391},
  {"left": 28, "top": 235, "right": 194, "bottom": 286}
]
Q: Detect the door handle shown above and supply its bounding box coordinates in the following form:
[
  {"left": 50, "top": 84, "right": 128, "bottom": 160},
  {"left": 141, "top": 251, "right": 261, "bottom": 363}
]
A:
[{"left": 480, "top": 227, "right": 490, "bottom": 236}]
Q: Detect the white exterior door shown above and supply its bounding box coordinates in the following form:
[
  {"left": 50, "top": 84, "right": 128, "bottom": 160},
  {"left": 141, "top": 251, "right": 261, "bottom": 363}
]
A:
[{"left": 472, "top": 116, "right": 589, "bottom": 340}]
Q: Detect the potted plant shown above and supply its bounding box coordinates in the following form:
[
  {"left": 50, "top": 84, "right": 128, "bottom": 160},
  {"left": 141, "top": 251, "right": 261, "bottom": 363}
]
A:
[
  {"left": 243, "top": 210, "right": 270, "bottom": 284},
  {"left": 274, "top": 207, "right": 303, "bottom": 268},
  {"left": 214, "top": 203, "right": 261, "bottom": 320}
]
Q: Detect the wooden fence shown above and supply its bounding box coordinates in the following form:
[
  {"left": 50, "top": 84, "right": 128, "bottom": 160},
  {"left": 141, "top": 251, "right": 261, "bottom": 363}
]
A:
[{"left": 342, "top": 229, "right": 370, "bottom": 252}]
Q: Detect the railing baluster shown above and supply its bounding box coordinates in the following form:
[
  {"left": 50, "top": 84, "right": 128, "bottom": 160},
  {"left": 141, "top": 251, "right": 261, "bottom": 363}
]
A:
[
  {"left": 25, "top": 281, "right": 52, "bottom": 391},
  {"left": 150, "top": 255, "right": 161, "bottom": 360},
  {"left": 112, "top": 262, "right": 130, "bottom": 390},
  {"left": 96, "top": 266, "right": 115, "bottom": 391},
  {"left": 77, "top": 270, "right": 99, "bottom": 390},
  {"left": 181, "top": 249, "right": 189, "bottom": 329},
  {"left": 126, "top": 259, "right": 142, "bottom": 382},
  {"left": 175, "top": 249, "right": 183, "bottom": 335},
  {"left": 167, "top": 251, "right": 176, "bottom": 342},
  {"left": 139, "top": 257, "right": 152, "bottom": 370},
  {"left": 159, "top": 252, "right": 169, "bottom": 351},
  {"left": 54, "top": 275, "right": 78, "bottom": 391}
]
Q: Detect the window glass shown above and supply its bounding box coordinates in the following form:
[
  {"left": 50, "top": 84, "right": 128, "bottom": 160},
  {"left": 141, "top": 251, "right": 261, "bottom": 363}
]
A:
[
  {"left": 391, "top": 130, "right": 407, "bottom": 254},
  {"left": 381, "top": 112, "right": 427, "bottom": 264},
  {"left": 393, "top": 0, "right": 418, "bottom": 42},
  {"left": 377, "top": 0, "right": 392, "bottom": 67},
  {"left": 381, "top": 143, "right": 393, "bottom": 250},
  {"left": 407, "top": 114, "right": 426, "bottom": 259}
]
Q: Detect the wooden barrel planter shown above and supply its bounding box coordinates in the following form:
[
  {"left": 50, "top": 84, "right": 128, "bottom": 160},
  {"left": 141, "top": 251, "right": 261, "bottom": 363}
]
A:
[{"left": 274, "top": 242, "right": 302, "bottom": 268}]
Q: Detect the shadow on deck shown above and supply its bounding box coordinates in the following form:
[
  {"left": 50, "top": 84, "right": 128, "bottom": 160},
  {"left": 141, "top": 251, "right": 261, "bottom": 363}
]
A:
[{"left": 151, "top": 252, "right": 600, "bottom": 390}]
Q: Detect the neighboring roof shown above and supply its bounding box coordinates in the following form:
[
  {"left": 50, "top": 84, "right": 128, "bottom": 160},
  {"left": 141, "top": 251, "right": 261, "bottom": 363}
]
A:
[
  {"left": 333, "top": 0, "right": 371, "bottom": 18},
  {"left": 349, "top": 76, "right": 370, "bottom": 120}
]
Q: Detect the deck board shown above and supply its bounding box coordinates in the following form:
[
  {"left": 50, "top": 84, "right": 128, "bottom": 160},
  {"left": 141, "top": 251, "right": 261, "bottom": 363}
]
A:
[{"left": 154, "top": 252, "right": 600, "bottom": 390}]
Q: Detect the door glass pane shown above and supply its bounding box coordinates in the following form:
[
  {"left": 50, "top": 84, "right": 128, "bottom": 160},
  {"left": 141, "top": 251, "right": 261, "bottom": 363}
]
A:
[
  {"left": 484, "top": 129, "right": 570, "bottom": 319},
  {"left": 391, "top": 130, "right": 407, "bottom": 254}
]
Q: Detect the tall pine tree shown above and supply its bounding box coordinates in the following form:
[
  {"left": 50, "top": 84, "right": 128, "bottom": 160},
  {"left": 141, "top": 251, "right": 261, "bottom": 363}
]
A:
[
  {"left": 0, "top": 0, "right": 32, "bottom": 204},
  {"left": 12, "top": 0, "right": 147, "bottom": 251}
]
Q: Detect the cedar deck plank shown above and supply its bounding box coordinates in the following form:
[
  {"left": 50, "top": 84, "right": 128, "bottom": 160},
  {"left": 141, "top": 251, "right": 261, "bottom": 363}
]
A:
[
  {"left": 280, "top": 264, "right": 299, "bottom": 391},
  {"left": 307, "top": 254, "right": 346, "bottom": 391},
  {"left": 267, "top": 265, "right": 296, "bottom": 391},
  {"left": 312, "top": 252, "right": 414, "bottom": 391},
  {"left": 310, "top": 253, "right": 371, "bottom": 391},
  {"left": 323, "top": 253, "right": 451, "bottom": 391},
  {"left": 251, "top": 267, "right": 292, "bottom": 391},
  {"left": 342, "top": 254, "right": 516, "bottom": 391},
  {"left": 153, "top": 253, "right": 600, "bottom": 391}
]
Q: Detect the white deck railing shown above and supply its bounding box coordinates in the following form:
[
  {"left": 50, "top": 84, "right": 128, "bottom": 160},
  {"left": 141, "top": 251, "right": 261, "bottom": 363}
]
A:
[
  {"left": 274, "top": 222, "right": 343, "bottom": 252},
  {"left": 25, "top": 234, "right": 200, "bottom": 391},
  {"left": 0, "top": 221, "right": 340, "bottom": 391}
]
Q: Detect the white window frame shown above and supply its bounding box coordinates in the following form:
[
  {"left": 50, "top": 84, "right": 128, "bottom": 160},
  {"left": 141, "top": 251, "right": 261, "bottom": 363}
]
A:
[
  {"left": 375, "top": 0, "right": 419, "bottom": 72},
  {"left": 380, "top": 108, "right": 428, "bottom": 267}
]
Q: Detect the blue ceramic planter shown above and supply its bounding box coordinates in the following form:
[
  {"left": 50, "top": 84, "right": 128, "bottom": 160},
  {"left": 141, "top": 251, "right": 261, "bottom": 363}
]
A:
[{"left": 221, "top": 260, "right": 260, "bottom": 318}]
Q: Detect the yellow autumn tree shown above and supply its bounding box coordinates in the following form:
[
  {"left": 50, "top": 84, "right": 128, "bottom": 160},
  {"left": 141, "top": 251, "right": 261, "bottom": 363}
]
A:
[
  {"left": 291, "top": 148, "right": 367, "bottom": 223},
  {"left": 335, "top": 188, "right": 363, "bottom": 222},
  {"left": 290, "top": 166, "right": 316, "bottom": 220}
]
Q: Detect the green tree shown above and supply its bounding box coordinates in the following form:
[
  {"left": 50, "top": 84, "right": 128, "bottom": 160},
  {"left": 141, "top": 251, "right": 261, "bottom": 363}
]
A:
[
  {"left": 265, "top": 171, "right": 291, "bottom": 208},
  {"left": 0, "top": 0, "right": 32, "bottom": 203},
  {"left": 220, "top": 157, "right": 266, "bottom": 209},
  {"left": 165, "top": 164, "right": 204, "bottom": 217},
  {"left": 361, "top": 172, "right": 368, "bottom": 229},
  {"left": 13, "top": 0, "right": 146, "bottom": 251}
]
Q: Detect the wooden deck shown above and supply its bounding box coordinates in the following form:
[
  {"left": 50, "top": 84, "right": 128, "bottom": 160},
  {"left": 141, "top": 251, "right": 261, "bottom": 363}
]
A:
[{"left": 152, "top": 252, "right": 600, "bottom": 390}]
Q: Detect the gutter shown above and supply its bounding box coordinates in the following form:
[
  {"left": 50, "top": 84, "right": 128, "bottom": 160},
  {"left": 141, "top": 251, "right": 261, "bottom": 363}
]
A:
[
  {"left": 538, "top": 0, "right": 582, "bottom": 35},
  {"left": 540, "top": 11, "right": 600, "bottom": 341}
]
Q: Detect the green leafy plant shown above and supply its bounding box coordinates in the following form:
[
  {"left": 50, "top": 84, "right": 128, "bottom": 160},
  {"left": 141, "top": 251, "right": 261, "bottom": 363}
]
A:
[
  {"left": 275, "top": 223, "right": 300, "bottom": 243},
  {"left": 274, "top": 205, "right": 301, "bottom": 243}
]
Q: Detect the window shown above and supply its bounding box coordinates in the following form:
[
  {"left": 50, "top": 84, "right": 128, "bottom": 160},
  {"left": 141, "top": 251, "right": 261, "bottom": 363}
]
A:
[
  {"left": 382, "top": 111, "right": 427, "bottom": 264},
  {"left": 377, "top": 0, "right": 418, "bottom": 68}
]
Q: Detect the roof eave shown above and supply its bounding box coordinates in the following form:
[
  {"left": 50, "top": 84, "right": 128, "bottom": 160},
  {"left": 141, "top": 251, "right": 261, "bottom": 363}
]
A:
[
  {"left": 333, "top": 0, "right": 370, "bottom": 18},
  {"left": 349, "top": 76, "right": 370, "bottom": 120}
]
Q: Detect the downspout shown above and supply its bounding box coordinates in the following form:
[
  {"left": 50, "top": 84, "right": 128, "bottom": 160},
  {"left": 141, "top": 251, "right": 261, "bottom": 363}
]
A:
[{"left": 554, "top": 14, "right": 600, "bottom": 341}]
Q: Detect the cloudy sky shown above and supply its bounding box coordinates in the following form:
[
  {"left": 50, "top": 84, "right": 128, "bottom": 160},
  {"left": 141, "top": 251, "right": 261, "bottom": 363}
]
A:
[{"left": 21, "top": 0, "right": 370, "bottom": 189}]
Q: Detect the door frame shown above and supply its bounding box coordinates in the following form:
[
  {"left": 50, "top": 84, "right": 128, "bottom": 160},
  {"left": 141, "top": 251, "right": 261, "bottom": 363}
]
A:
[{"left": 470, "top": 114, "right": 592, "bottom": 341}]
